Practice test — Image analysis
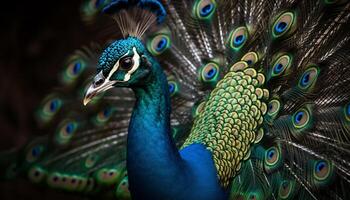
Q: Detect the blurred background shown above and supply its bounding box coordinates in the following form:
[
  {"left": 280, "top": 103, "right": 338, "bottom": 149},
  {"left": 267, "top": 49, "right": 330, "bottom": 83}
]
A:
[{"left": 0, "top": 1, "right": 110, "bottom": 199}]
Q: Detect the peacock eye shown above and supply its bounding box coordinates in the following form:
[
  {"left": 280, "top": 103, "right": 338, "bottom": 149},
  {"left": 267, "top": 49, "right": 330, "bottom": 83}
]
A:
[
  {"left": 345, "top": 103, "right": 350, "bottom": 121},
  {"left": 228, "top": 26, "right": 249, "bottom": 51},
  {"left": 311, "top": 159, "right": 334, "bottom": 186},
  {"left": 93, "top": 106, "right": 115, "bottom": 126},
  {"left": 201, "top": 62, "right": 219, "bottom": 82},
  {"left": 119, "top": 56, "right": 134, "bottom": 71},
  {"left": 167, "top": 80, "right": 179, "bottom": 97},
  {"left": 271, "top": 54, "right": 292, "bottom": 77},
  {"left": 192, "top": 101, "right": 206, "bottom": 117},
  {"left": 28, "top": 166, "right": 47, "bottom": 183},
  {"left": 278, "top": 180, "right": 295, "bottom": 199},
  {"left": 241, "top": 52, "right": 259, "bottom": 66},
  {"left": 147, "top": 34, "right": 171, "bottom": 56},
  {"left": 292, "top": 108, "right": 310, "bottom": 129},
  {"left": 314, "top": 161, "right": 328, "bottom": 179},
  {"left": 298, "top": 67, "right": 319, "bottom": 90},
  {"left": 267, "top": 99, "right": 281, "bottom": 116},
  {"left": 193, "top": 0, "right": 217, "bottom": 19},
  {"left": 37, "top": 94, "right": 63, "bottom": 125},
  {"left": 26, "top": 145, "right": 44, "bottom": 163},
  {"left": 55, "top": 120, "right": 78, "bottom": 145},
  {"left": 96, "top": 168, "right": 120, "bottom": 185},
  {"left": 266, "top": 147, "right": 278, "bottom": 165},
  {"left": 85, "top": 154, "right": 99, "bottom": 168},
  {"left": 272, "top": 11, "right": 296, "bottom": 38},
  {"left": 94, "top": 0, "right": 105, "bottom": 8},
  {"left": 198, "top": 62, "right": 220, "bottom": 86}
]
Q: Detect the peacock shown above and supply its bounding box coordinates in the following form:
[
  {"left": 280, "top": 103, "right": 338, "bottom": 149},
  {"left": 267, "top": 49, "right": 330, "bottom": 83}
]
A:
[{"left": 1, "top": 0, "right": 350, "bottom": 199}]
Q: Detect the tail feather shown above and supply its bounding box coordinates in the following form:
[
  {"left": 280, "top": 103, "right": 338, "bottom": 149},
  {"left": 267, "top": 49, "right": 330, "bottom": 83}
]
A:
[{"left": 149, "top": 0, "right": 350, "bottom": 199}]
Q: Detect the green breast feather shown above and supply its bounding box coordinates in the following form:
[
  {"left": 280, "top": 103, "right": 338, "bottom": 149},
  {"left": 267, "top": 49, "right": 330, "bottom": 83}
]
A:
[{"left": 182, "top": 61, "right": 268, "bottom": 187}]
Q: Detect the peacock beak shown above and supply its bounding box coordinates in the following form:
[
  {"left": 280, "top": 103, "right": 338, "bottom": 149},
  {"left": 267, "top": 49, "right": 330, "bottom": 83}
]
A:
[
  {"left": 83, "top": 84, "right": 97, "bottom": 106},
  {"left": 83, "top": 71, "right": 117, "bottom": 106}
]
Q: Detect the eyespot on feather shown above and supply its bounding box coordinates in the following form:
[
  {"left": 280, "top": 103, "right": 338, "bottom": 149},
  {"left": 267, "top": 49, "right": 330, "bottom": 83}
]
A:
[
  {"left": 192, "top": 101, "right": 207, "bottom": 117},
  {"left": 84, "top": 154, "right": 99, "bottom": 168},
  {"left": 344, "top": 102, "right": 350, "bottom": 122},
  {"left": 47, "top": 172, "right": 63, "bottom": 188},
  {"left": 96, "top": 167, "right": 122, "bottom": 186},
  {"left": 241, "top": 52, "right": 259, "bottom": 66},
  {"left": 167, "top": 80, "right": 180, "bottom": 97},
  {"left": 28, "top": 166, "right": 47, "bottom": 184},
  {"left": 270, "top": 54, "right": 292, "bottom": 78},
  {"left": 292, "top": 108, "right": 310, "bottom": 129},
  {"left": 272, "top": 11, "right": 296, "bottom": 38},
  {"left": 147, "top": 34, "right": 171, "bottom": 56},
  {"left": 60, "top": 55, "right": 87, "bottom": 86},
  {"left": 267, "top": 99, "right": 281, "bottom": 117},
  {"left": 80, "top": 0, "right": 110, "bottom": 23},
  {"left": 298, "top": 66, "right": 319, "bottom": 91},
  {"left": 92, "top": 106, "right": 115, "bottom": 126},
  {"left": 228, "top": 26, "right": 249, "bottom": 51},
  {"left": 36, "top": 94, "right": 63, "bottom": 125},
  {"left": 278, "top": 180, "right": 296, "bottom": 199},
  {"left": 309, "top": 159, "right": 334, "bottom": 187},
  {"left": 55, "top": 119, "right": 78, "bottom": 145},
  {"left": 116, "top": 176, "right": 131, "bottom": 200},
  {"left": 25, "top": 144, "right": 45, "bottom": 164},
  {"left": 198, "top": 62, "right": 220, "bottom": 86},
  {"left": 193, "top": 0, "right": 217, "bottom": 20},
  {"left": 264, "top": 145, "right": 283, "bottom": 173}
]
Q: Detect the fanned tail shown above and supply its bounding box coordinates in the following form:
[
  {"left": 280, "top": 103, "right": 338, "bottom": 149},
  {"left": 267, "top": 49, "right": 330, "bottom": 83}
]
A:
[
  {"left": 9, "top": 42, "right": 132, "bottom": 198},
  {"left": 147, "top": 0, "right": 350, "bottom": 199}
]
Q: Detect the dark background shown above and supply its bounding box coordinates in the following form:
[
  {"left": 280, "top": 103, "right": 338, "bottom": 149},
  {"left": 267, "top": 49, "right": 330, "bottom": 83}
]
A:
[{"left": 0, "top": 1, "right": 104, "bottom": 199}]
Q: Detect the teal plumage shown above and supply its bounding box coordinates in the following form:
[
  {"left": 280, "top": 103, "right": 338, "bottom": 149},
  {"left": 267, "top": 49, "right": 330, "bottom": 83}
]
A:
[{"left": 1, "top": 0, "right": 350, "bottom": 199}]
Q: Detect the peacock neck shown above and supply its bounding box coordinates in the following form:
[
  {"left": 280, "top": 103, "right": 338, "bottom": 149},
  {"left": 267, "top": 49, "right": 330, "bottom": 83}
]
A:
[{"left": 127, "top": 62, "right": 186, "bottom": 197}]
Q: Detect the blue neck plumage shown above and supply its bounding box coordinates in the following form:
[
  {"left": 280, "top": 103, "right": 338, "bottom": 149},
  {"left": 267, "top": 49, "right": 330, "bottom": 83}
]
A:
[
  {"left": 127, "top": 60, "right": 186, "bottom": 198},
  {"left": 126, "top": 59, "right": 227, "bottom": 200}
]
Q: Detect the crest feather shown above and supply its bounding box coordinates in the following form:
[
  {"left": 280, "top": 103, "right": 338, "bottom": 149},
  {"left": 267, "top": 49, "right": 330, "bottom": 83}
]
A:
[{"left": 103, "top": 0, "right": 167, "bottom": 38}]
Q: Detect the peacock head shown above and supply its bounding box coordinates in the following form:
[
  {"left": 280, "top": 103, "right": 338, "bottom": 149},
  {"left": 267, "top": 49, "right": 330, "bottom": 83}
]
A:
[{"left": 83, "top": 37, "right": 155, "bottom": 105}]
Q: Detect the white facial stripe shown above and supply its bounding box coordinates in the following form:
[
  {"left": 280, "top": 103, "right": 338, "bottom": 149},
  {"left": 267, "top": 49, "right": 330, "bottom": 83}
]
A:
[
  {"left": 93, "top": 47, "right": 140, "bottom": 93},
  {"left": 123, "top": 47, "right": 141, "bottom": 82},
  {"left": 106, "top": 50, "right": 130, "bottom": 81},
  {"left": 85, "top": 47, "right": 142, "bottom": 105}
]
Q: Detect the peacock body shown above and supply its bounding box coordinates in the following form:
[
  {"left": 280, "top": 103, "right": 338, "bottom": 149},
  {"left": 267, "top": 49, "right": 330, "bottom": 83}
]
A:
[{"left": 1, "top": 0, "right": 350, "bottom": 199}]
